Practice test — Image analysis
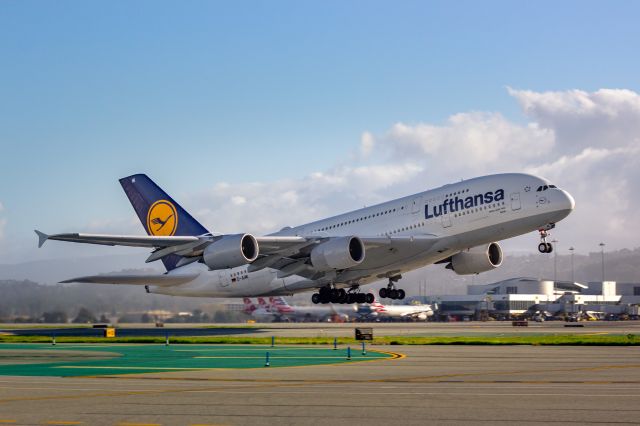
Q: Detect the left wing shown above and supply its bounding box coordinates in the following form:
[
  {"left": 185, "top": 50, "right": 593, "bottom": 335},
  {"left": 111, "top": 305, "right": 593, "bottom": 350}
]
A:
[
  {"left": 37, "top": 229, "right": 441, "bottom": 282},
  {"left": 60, "top": 273, "right": 199, "bottom": 287},
  {"left": 35, "top": 230, "right": 202, "bottom": 248}
]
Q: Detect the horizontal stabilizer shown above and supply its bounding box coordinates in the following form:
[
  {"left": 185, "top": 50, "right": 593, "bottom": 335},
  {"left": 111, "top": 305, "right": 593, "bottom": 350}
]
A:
[{"left": 59, "top": 273, "right": 199, "bottom": 287}]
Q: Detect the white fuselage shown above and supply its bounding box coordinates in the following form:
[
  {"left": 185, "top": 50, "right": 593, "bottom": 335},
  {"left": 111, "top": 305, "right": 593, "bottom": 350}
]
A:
[
  {"left": 150, "top": 173, "right": 574, "bottom": 298},
  {"left": 273, "top": 304, "right": 357, "bottom": 322},
  {"left": 373, "top": 303, "right": 434, "bottom": 320}
]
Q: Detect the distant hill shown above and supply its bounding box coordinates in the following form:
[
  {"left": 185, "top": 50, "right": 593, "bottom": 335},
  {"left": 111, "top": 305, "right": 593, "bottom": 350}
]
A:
[
  {"left": 0, "top": 253, "right": 160, "bottom": 284},
  {"left": 0, "top": 279, "right": 219, "bottom": 320},
  {"left": 1, "top": 248, "right": 639, "bottom": 314}
]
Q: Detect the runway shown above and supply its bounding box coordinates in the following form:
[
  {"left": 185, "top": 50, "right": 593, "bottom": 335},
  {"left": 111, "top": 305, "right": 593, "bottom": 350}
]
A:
[
  {"left": 0, "top": 345, "right": 639, "bottom": 425},
  {"left": 4, "top": 319, "right": 640, "bottom": 339}
]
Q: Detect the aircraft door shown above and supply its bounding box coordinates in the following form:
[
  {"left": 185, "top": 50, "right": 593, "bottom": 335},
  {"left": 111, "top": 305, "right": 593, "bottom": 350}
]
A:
[
  {"left": 441, "top": 213, "right": 452, "bottom": 228},
  {"left": 218, "top": 270, "right": 231, "bottom": 287},
  {"left": 511, "top": 192, "right": 521, "bottom": 211},
  {"left": 411, "top": 197, "right": 422, "bottom": 214}
]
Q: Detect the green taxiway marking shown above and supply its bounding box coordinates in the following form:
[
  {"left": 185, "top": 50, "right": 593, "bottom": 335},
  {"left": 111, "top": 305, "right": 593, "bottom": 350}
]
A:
[{"left": 0, "top": 343, "right": 392, "bottom": 376}]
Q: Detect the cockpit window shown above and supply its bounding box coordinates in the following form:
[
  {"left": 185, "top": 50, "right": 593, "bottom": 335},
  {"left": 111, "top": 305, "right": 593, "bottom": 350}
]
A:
[{"left": 537, "top": 184, "right": 557, "bottom": 192}]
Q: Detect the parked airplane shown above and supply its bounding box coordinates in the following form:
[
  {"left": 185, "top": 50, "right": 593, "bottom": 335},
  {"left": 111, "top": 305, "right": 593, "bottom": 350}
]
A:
[
  {"left": 370, "top": 298, "right": 434, "bottom": 321},
  {"left": 36, "top": 172, "right": 574, "bottom": 304},
  {"left": 242, "top": 297, "right": 274, "bottom": 321},
  {"left": 268, "top": 296, "right": 353, "bottom": 322}
]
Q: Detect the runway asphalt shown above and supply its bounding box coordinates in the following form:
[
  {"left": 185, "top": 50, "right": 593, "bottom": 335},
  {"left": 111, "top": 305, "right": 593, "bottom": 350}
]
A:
[{"left": 0, "top": 344, "right": 639, "bottom": 425}]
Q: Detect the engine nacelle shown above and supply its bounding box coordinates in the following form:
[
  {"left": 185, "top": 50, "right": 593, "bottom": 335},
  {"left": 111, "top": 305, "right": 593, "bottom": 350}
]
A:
[
  {"left": 202, "top": 234, "right": 259, "bottom": 270},
  {"left": 449, "top": 242, "right": 503, "bottom": 275},
  {"left": 310, "top": 236, "right": 365, "bottom": 271}
]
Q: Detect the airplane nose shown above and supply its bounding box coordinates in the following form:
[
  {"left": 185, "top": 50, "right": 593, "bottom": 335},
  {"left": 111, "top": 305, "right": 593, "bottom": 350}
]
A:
[{"left": 561, "top": 189, "right": 575, "bottom": 211}]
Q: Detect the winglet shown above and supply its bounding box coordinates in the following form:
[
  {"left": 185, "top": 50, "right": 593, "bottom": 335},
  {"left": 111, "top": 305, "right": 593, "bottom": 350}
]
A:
[{"left": 34, "top": 230, "right": 48, "bottom": 248}]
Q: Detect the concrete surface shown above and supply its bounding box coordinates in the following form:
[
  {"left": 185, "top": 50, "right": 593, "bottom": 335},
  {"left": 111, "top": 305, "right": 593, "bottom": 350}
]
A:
[{"left": 0, "top": 345, "right": 639, "bottom": 425}]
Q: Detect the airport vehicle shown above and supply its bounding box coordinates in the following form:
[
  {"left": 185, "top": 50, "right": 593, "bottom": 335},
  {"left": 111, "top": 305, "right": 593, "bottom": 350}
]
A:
[
  {"left": 36, "top": 172, "right": 574, "bottom": 304},
  {"left": 370, "top": 299, "right": 434, "bottom": 321}
]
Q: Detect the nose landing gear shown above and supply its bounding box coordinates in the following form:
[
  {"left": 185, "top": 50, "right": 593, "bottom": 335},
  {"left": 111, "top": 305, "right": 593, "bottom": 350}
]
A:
[
  {"left": 538, "top": 225, "right": 555, "bottom": 253},
  {"left": 379, "top": 275, "right": 406, "bottom": 300}
]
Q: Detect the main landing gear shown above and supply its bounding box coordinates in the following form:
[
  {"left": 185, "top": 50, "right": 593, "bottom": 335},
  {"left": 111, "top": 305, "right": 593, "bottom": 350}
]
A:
[
  {"left": 537, "top": 224, "right": 555, "bottom": 254},
  {"left": 379, "top": 276, "right": 406, "bottom": 300},
  {"left": 311, "top": 285, "right": 374, "bottom": 304}
]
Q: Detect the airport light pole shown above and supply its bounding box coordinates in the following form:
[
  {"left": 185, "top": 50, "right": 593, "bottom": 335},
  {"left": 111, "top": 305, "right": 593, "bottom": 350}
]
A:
[
  {"left": 599, "top": 242, "right": 606, "bottom": 282},
  {"left": 569, "top": 246, "right": 575, "bottom": 283},
  {"left": 552, "top": 239, "right": 558, "bottom": 283}
]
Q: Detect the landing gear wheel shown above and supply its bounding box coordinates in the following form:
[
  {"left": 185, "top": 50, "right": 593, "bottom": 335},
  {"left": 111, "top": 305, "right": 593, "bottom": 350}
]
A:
[
  {"left": 397, "top": 289, "right": 406, "bottom": 300},
  {"left": 389, "top": 289, "right": 399, "bottom": 299},
  {"left": 357, "top": 293, "right": 366, "bottom": 304},
  {"left": 311, "top": 293, "right": 320, "bottom": 304},
  {"left": 320, "top": 293, "right": 331, "bottom": 304},
  {"left": 365, "top": 293, "right": 374, "bottom": 304},
  {"left": 337, "top": 289, "right": 347, "bottom": 304},
  {"left": 379, "top": 288, "right": 387, "bottom": 298},
  {"left": 537, "top": 227, "right": 555, "bottom": 254},
  {"left": 346, "top": 293, "right": 354, "bottom": 304}
]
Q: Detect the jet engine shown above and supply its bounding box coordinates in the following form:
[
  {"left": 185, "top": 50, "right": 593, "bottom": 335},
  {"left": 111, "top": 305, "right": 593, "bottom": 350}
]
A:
[
  {"left": 310, "top": 236, "right": 365, "bottom": 271},
  {"left": 448, "top": 242, "right": 503, "bottom": 275},
  {"left": 202, "top": 234, "right": 259, "bottom": 270}
]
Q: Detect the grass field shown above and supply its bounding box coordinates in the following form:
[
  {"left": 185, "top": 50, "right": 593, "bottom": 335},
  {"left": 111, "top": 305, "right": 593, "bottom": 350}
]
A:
[{"left": 0, "top": 334, "right": 638, "bottom": 345}]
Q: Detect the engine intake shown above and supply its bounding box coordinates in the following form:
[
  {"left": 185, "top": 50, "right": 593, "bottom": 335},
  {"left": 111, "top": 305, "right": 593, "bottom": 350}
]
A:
[
  {"left": 203, "top": 234, "right": 259, "bottom": 270},
  {"left": 310, "top": 236, "right": 365, "bottom": 271},
  {"left": 449, "top": 242, "right": 503, "bottom": 275}
]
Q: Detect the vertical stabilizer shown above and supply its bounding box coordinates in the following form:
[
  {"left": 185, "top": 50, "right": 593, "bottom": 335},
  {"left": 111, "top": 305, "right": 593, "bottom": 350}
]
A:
[{"left": 119, "top": 174, "right": 209, "bottom": 271}]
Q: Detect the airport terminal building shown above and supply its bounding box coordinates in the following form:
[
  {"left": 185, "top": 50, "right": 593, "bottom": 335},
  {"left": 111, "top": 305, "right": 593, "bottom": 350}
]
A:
[{"left": 427, "top": 277, "right": 640, "bottom": 320}]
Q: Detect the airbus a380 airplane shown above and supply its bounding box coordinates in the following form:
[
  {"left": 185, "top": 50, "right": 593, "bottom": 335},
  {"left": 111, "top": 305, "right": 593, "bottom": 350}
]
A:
[{"left": 36, "top": 173, "right": 574, "bottom": 305}]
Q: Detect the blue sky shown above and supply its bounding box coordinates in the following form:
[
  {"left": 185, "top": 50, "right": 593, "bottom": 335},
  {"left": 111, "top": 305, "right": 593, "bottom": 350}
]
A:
[{"left": 1, "top": 1, "right": 639, "bottom": 262}]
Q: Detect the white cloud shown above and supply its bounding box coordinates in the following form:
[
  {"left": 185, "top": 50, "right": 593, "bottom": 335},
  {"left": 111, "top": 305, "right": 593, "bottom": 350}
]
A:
[
  {"left": 374, "top": 111, "right": 555, "bottom": 178},
  {"left": 56, "top": 88, "right": 640, "bottom": 254},
  {"left": 508, "top": 88, "right": 640, "bottom": 154},
  {"left": 360, "top": 131, "right": 375, "bottom": 157},
  {"left": 184, "top": 162, "right": 423, "bottom": 235},
  {"left": 231, "top": 196, "right": 247, "bottom": 205},
  {"left": 180, "top": 87, "right": 640, "bottom": 253},
  {"left": 526, "top": 145, "right": 640, "bottom": 243}
]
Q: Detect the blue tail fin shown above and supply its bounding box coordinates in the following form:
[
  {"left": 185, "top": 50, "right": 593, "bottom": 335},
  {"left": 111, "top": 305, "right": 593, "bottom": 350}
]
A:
[{"left": 119, "top": 174, "right": 209, "bottom": 271}]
